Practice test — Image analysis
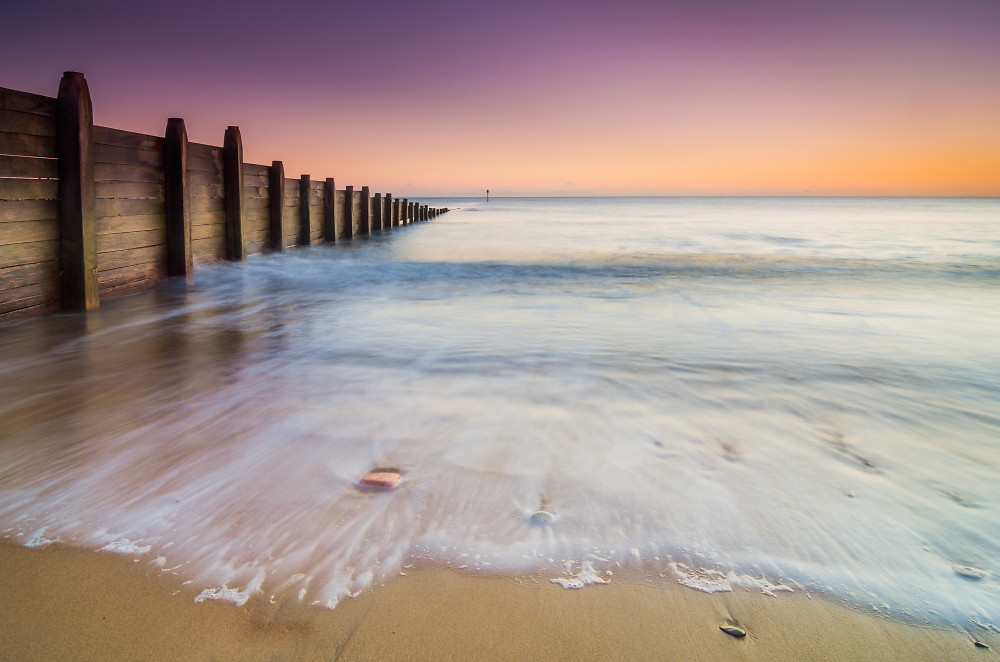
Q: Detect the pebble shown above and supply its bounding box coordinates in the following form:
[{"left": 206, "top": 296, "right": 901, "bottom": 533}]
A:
[
  {"left": 360, "top": 472, "right": 400, "bottom": 488},
  {"left": 974, "top": 641, "right": 989, "bottom": 649},
  {"left": 953, "top": 565, "right": 986, "bottom": 580},
  {"left": 529, "top": 511, "right": 555, "bottom": 525},
  {"left": 720, "top": 625, "right": 746, "bottom": 638}
]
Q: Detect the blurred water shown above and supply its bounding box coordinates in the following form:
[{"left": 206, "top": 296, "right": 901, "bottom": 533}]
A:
[{"left": 1, "top": 197, "right": 998, "bottom": 626}]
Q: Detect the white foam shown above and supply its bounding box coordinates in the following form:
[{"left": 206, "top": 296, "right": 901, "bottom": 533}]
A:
[
  {"left": 98, "top": 539, "right": 152, "bottom": 555},
  {"left": 194, "top": 584, "right": 252, "bottom": 607},
  {"left": 24, "top": 527, "right": 55, "bottom": 548},
  {"left": 551, "top": 560, "right": 610, "bottom": 589}
]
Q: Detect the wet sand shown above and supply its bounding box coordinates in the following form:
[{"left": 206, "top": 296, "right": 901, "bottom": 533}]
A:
[{"left": 1, "top": 542, "right": 992, "bottom": 661}]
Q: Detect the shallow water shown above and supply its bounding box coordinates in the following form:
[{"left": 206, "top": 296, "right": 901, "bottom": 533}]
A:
[{"left": 1, "top": 197, "right": 998, "bottom": 627}]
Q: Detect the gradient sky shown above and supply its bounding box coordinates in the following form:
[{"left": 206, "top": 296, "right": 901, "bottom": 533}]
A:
[{"left": 3, "top": 0, "right": 998, "bottom": 196}]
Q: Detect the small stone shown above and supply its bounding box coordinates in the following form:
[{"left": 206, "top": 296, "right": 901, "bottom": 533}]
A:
[
  {"left": 953, "top": 565, "right": 986, "bottom": 580},
  {"left": 720, "top": 625, "right": 746, "bottom": 638},
  {"left": 529, "top": 511, "right": 555, "bottom": 525},
  {"left": 360, "top": 472, "right": 400, "bottom": 488},
  {"left": 974, "top": 641, "right": 989, "bottom": 649}
]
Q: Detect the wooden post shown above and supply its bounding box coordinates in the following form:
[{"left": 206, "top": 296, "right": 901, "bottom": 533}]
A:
[
  {"left": 344, "top": 185, "right": 354, "bottom": 237},
  {"left": 358, "top": 186, "right": 370, "bottom": 234},
  {"left": 373, "top": 193, "right": 383, "bottom": 231},
  {"left": 335, "top": 188, "right": 346, "bottom": 238},
  {"left": 299, "top": 175, "right": 311, "bottom": 246},
  {"left": 324, "top": 178, "right": 335, "bottom": 242},
  {"left": 56, "top": 71, "right": 99, "bottom": 311},
  {"left": 384, "top": 193, "right": 393, "bottom": 230},
  {"left": 164, "top": 117, "right": 192, "bottom": 279},
  {"left": 400, "top": 199, "right": 407, "bottom": 225},
  {"left": 269, "top": 161, "right": 285, "bottom": 252},
  {"left": 393, "top": 199, "right": 401, "bottom": 226},
  {"left": 223, "top": 126, "right": 246, "bottom": 261}
]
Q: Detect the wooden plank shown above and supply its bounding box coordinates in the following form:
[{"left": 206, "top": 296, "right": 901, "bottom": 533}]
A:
[
  {"left": 0, "top": 219, "right": 59, "bottom": 246},
  {"left": 97, "top": 229, "right": 165, "bottom": 254},
  {"left": 0, "top": 178, "right": 59, "bottom": 201},
  {"left": 188, "top": 142, "right": 221, "bottom": 160},
  {"left": 284, "top": 180, "right": 300, "bottom": 200},
  {"left": 100, "top": 274, "right": 166, "bottom": 301},
  {"left": 94, "top": 126, "right": 162, "bottom": 151},
  {"left": 0, "top": 299, "right": 61, "bottom": 322},
  {"left": 191, "top": 210, "right": 225, "bottom": 226},
  {"left": 190, "top": 183, "right": 222, "bottom": 199},
  {"left": 0, "top": 131, "right": 55, "bottom": 158},
  {"left": 0, "top": 279, "right": 61, "bottom": 312},
  {"left": 0, "top": 154, "right": 57, "bottom": 179},
  {"left": 187, "top": 155, "right": 221, "bottom": 173},
  {"left": 97, "top": 244, "right": 166, "bottom": 271},
  {"left": 243, "top": 175, "right": 269, "bottom": 188},
  {"left": 244, "top": 185, "right": 269, "bottom": 198},
  {"left": 98, "top": 261, "right": 166, "bottom": 291},
  {"left": 245, "top": 196, "right": 269, "bottom": 210},
  {"left": 0, "top": 88, "right": 56, "bottom": 116},
  {"left": 0, "top": 239, "right": 59, "bottom": 268},
  {"left": 0, "top": 199, "right": 59, "bottom": 223},
  {"left": 189, "top": 169, "right": 222, "bottom": 186},
  {"left": 0, "top": 109, "right": 56, "bottom": 137},
  {"left": 310, "top": 180, "right": 324, "bottom": 191},
  {"left": 98, "top": 213, "right": 165, "bottom": 235},
  {"left": 193, "top": 253, "right": 222, "bottom": 267},
  {"left": 0, "top": 261, "right": 59, "bottom": 290},
  {"left": 192, "top": 234, "right": 225, "bottom": 257},
  {"left": 95, "top": 142, "right": 163, "bottom": 167},
  {"left": 191, "top": 196, "right": 224, "bottom": 212},
  {"left": 96, "top": 197, "right": 163, "bottom": 218},
  {"left": 192, "top": 223, "right": 224, "bottom": 240},
  {"left": 95, "top": 180, "right": 163, "bottom": 200},
  {"left": 244, "top": 208, "right": 269, "bottom": 226},
  {"left": 95, "top": 161, "right": 163, "bottom": 183},
  {"left": 243, "top": 162, "right": 269, "bottom": 177}
]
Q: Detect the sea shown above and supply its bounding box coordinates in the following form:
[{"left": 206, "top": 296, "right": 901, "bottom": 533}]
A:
[{"left": 1, "top": 197, "right": 998, "bottom": 630}]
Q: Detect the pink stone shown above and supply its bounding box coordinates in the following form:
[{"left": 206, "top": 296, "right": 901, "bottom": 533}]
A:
[{"left": 360, "top": 472, "right": 400, "bottom": 488}]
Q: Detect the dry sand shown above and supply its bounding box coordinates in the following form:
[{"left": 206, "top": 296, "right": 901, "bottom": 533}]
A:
[{"left": 0, "top": 542, "right": 993, "bottom": 661}]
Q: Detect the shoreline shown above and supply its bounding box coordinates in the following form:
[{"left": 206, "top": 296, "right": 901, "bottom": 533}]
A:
[{"left": 1, "top": 542, "right": 993, "bottom": 661}]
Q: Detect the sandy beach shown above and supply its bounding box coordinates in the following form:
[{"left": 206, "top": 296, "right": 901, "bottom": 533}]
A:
[{"left": 1, "top": 542, "right": 992, "bottom": 661}]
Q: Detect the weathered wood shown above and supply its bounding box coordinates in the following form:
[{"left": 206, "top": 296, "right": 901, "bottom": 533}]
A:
[
  {"left": 0, "top": 88, "right": 56, "bottom": 116},
  {"left": 190, "top": 208, "right": 225, "bottom": 224},
  {"left": 0, "top": 299, "right": 62, "bottom": 322},
  {"left": 0, "top": 178, "right": 60, "bottom": 200},
  {"left": 0, "top": 239, "right": 60, "bottom": 268},
  {"left": 392, "top": 199, "right": 400, "bottom": 226},
  {"left": 0, "top": 154, "right": 58, "bottom": 179},
  {"left": 164, "top": 118, "right": 191, "bottom": 279},
  {"left": 99, "top": 265, "right": 167, "bottom": 300},
  {"left": 299, "top": 175, "right": 311, "bottom": 247},
  {"left": 0, "top": 260, "right": 59, "bottom": 290},
  {"left": 0, "top": 131, "right": 56, "bottom": 158},
  {"left": 97, "top": 229, "right": 165, "bottom": 254},
  {"left": 0, "top": 199, "right": 60, "bottom": 223},
  {"left": 0, "top": 280, "right": 62, "bottom": 314},
  {"left": 192, "top": 236, "right": 225, "bottom": 256},
  {"left": 95, "top": 180, "right": 164, "bottom": 200},
  {"left": 223, "top": 126, "right": 245, "bottom": 262},
  {"left": 243, "top": 162, "right": 269, "bottom": 177},
  {"left": 187, "top": 155, "right": 222, "bottom": 173},
  {"left": 97, "top": 260, "right": 166, "bottom": 289},
  {"left": 358, "top": 186, "right": 370, "bottom": 235},
  {"left": 269, "top": 161, "right": 285, "bottom": 252},
  {"left": 0, "top": 220, "right": 60, "bottom": 246},
  {"left": 95, "top": 161, "right": 164, "bottom": 183},
  {"left": 188, "top": 142, "right": 221, "bottom": 159},
  {"left": 372, "top": 193, "right": 382, "bottom": 231},
  {"left": 97, "top": 244, "right": 166, "bottom": 271},
  {"left": 57, "top": 72, "right": 98, "bottom": 311},
  {"left": 243, "top": 174, "right": 269, "bottom": 188},
  {"left": 323, "top": 178, "right": 335, "bottom": 242},
  {"left": 188, "top": 169, "right": 222, "bottom": 186},
  {"left": 94, "top": 126, "right": 163, "bottom": 151},
  {"left": 343, "top": 186, "right": 354, "bottom": 238},
  {"left": 0, "top": 109, "right": 56, "bottom": 137},
  {"left": 192, "top": 224, "right": 225, "bottom": 240},
  {"left": 94, "top": 142, "right": 163, "bottom": 167},
  {"left": 383, "top": 193, "right": 393, "bottom": 230},
  {"left": 97, "top": 213, "right": 165, "bottom": 235},
  {"left": 189, "top": 183, "right": 223, "bottom": 199}
]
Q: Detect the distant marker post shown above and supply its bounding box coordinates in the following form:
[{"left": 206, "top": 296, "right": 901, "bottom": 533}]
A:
[{"left": 487, "top": 189, "right": 489, "bottom": 202}]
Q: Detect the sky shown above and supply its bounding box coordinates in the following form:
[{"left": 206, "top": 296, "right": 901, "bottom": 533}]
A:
[{"left": 3, "top": 0, "right": 998, "bottom": 196}]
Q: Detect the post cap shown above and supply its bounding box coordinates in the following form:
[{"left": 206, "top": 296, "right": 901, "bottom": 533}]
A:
[
  {"left": 63, "top": 71, "right": 85, "bottom": 78},
  {"left": 168, "top": 117, "right": 184, "bottom": 123},
  {"left": 228, "top": 125, "right": 239, "bottom": 131}
]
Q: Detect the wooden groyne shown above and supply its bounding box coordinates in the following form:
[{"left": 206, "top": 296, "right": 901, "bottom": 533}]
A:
[{"left": 0, "top": 72, "right": 449, "bottom": 322}]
